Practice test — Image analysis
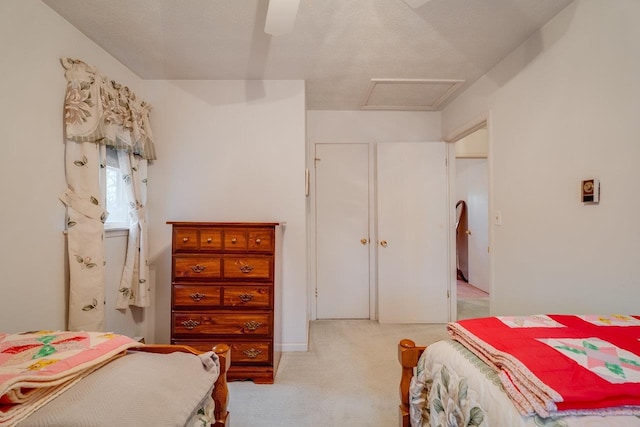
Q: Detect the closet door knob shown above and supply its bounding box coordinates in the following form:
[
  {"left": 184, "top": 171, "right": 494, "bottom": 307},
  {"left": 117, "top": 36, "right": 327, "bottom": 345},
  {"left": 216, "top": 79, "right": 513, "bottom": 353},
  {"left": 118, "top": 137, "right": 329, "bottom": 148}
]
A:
[
  {"left": 361, "top": 238, "right": 368, "bottom": 245},
  {"left": 380, "top": 240, "right": 388, "bottom": 248}
]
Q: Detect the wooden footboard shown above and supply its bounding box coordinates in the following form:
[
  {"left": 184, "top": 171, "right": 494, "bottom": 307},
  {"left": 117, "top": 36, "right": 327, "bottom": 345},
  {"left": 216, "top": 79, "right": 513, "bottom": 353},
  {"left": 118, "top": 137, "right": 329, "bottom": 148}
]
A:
[
  {"left": 132, "top": 343, "right": 231, "bottom": 427},
  {"left": 398, "top": 339, "right": 426, "bottom": 427}
]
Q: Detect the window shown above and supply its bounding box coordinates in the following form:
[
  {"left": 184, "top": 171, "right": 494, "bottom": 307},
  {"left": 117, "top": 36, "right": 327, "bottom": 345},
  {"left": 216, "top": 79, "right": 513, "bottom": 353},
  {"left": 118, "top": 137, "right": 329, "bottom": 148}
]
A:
[{"left": 105, "top": 148, "right": 130, "bottom": 230}]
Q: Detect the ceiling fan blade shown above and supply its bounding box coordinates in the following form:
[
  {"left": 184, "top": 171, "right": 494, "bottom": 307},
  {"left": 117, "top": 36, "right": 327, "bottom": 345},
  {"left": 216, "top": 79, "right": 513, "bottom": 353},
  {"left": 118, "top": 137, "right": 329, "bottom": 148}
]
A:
[
  {"left": 402, "top": 0, "right": 431, "bottom": 8},
  {"left": 264, "top": 0, "right": 301, "bottom": 36}
]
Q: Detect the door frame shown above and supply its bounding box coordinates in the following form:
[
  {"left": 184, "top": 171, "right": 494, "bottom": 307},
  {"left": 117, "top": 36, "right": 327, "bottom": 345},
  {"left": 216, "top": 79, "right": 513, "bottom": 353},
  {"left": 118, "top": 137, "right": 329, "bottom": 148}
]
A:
[
  {"left": 445, "top": 113, "right": 493, "bottom": 318},
  {"left": 308, "top": 141, "right": 378, "bottom": 321}
]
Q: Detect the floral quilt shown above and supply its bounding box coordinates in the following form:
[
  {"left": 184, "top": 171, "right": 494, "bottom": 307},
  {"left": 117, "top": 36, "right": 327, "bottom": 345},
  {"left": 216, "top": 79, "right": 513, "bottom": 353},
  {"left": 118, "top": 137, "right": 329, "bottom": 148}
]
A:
[
  {"left": 0, "top": 330, "right": 140, "bottom": 426},
  {"left": 410, "top": 345, "right": 487, "bottom": 427}
]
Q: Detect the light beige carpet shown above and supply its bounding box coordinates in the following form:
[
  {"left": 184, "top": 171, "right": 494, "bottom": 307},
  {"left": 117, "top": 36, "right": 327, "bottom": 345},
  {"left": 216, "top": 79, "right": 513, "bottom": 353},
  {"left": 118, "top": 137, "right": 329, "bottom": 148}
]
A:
[
  {"left": 227, "top": 320, "right": 449, "bottom": 427},
  {"left": 457, "top": 297, "right": 490, "bottom": 320}
]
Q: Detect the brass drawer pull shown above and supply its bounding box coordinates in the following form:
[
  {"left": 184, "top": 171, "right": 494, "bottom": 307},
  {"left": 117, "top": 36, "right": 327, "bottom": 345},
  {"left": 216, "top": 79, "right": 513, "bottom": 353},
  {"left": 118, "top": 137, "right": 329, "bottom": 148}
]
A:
[
  {"left": 190, "top": 264, "right": 206, "bottom": 273},
  {"left": 207, "top": 237, "right": 212, "bottom": 243},
  {"left": 239, "top": 264, "right": 254, "bottom": 274},
  {"left": 244, "top": 320, "right": 262, "bottom": 331},
  {"left": 238, "top": 294, "right": 254, "bottom": 302},
  {"left": 243, "top": 348, "right": 263, "bottom": 359},
  {"left": 189, "top": 292, "right": 206, "bottom": 302},
  {"left": 255, "top": 238, "right": 261, "bottom": 244},
  {"left": 231, "top": 238, "right": 237, "bottom": 244},
  {"left": 181, "top": 319, "right": 200, "bottom": 330},
  {"left": 182, "top": 237, "right": 189, "bottom": 242}
]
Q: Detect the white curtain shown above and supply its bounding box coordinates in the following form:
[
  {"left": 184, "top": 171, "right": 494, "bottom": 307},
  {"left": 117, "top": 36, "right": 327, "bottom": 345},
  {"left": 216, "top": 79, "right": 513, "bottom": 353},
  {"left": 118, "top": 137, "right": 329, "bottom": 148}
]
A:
[
  {"left": 115, "top": 151, "right": 150, "bottom": 308},
  {"left": 60, "top": 58, "right": 156, "bottom": 330},
  {"left": 59, "top": 142, "right": 107, "bottom": 331}
]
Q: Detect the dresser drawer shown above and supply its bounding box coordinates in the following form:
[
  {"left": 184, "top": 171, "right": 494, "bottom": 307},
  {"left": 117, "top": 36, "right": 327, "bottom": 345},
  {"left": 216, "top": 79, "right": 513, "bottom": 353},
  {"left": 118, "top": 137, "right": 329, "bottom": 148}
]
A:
[
  {"left": 173, "top": 228, "right": 199, "bottom": 251},
  {"left": 199, "top": 228, "right": 223, "bottom": 251},
  {"left": 174, "top": 256, "right": 222, "bottom": 280},
  {"left": 223, "top": 256, "right": 272, "bottom": 279},
  {"left": 223, "top": 285, "right": 271, "bottom": 308},
  {"left": 224, "top": 229, "right": 248, "bottom": 251},
  {"left": 229, "top": 341, "right": 271, "bottom": 364},
  {"left": 171, "top": 340, "right": 272, "bottom": 365},
  {"left": 173, "top": 285, "right": 222, "bottom": 307},
  {"left": 172, "top": 312, "right": 271, "bottom": 336},
  {"left": 173, "top": 227, "right": 223, "bottom": 251},
  {"left": 248, "top": 228, "right": 274, "bottom": 252}
]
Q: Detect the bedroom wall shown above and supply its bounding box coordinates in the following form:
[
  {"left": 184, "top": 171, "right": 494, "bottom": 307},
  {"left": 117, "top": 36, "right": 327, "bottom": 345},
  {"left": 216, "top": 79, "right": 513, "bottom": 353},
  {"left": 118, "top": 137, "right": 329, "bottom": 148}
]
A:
[
  {"left": 143, "top": 80, "right": 307, "bottom": 350},
  {"left": 0, "top": 0, "right": 146, "bottom": 334},
  {"left": 307, "top": 111, "right": 442, "bottom": 143},
  {"left": 442, "top": 0, "right": 640, "bottom": 314}
]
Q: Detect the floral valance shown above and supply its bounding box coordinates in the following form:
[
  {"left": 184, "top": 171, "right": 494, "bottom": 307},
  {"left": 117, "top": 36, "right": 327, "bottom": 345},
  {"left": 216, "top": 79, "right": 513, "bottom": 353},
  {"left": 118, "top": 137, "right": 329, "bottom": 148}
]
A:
[{"left": 61, "top": 58, "right": 157, "bottom": 160}]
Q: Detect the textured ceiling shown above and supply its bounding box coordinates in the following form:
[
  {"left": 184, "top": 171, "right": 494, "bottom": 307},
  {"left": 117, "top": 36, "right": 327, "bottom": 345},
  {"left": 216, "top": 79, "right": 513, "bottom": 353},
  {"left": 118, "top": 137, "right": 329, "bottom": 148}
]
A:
[{"left": 42, "top": 0, "right": 573, "bottom": 110}]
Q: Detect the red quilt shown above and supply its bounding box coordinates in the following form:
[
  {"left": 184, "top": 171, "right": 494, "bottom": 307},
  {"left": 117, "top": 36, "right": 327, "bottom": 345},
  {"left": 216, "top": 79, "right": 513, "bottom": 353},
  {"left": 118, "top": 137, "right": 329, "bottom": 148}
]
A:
[{"left": 448, "top": 315, "right": 640, "bottom": 418}]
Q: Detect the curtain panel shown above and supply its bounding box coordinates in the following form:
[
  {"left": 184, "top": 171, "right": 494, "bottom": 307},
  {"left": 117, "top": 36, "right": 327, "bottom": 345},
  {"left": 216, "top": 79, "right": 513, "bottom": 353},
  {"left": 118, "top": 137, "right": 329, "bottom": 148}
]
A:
[
  {"left": 115, "top": 151, "right": 150, "bottom": 309},
  {"left": 60, "top": 58, "right": 155, "bottom": 331}
]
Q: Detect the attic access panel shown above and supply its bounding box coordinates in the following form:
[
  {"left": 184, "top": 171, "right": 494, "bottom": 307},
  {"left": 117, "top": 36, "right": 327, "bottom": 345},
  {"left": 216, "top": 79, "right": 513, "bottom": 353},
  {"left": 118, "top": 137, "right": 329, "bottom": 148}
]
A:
[{"left": 362, "top": 78, "right": 464, "bottom": 111}]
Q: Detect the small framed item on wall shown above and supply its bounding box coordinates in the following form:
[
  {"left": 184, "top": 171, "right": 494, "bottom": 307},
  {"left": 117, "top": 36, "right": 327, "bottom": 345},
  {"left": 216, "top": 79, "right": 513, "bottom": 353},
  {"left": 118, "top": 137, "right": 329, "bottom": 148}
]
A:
[{"left": 581, "top": 178, "right": 600, "bottom": 203}]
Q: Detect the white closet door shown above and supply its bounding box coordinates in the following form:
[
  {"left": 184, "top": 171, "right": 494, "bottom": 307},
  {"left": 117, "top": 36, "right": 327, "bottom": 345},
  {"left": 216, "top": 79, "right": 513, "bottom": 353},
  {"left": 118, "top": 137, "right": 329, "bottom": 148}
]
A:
[
  {"left": 315, "top": 143, "right": 370, "bottom": 319},
  {"left": 377, "top": 142, "right": 450, "bottom": 323}
]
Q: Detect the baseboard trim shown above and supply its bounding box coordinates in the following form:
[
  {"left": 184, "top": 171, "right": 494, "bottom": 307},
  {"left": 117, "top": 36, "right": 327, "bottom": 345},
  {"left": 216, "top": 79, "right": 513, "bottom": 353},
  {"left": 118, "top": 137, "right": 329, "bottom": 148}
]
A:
[{"left": 276, "top": 343, "right": 308, "bottom": 352}]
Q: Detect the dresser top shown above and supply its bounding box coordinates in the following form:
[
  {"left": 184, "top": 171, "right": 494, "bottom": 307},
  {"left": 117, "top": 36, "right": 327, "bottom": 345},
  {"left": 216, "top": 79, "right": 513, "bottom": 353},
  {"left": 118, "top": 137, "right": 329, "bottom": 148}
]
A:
[{"left": 167, "top": 221, "right": 279, "bottom": 227}]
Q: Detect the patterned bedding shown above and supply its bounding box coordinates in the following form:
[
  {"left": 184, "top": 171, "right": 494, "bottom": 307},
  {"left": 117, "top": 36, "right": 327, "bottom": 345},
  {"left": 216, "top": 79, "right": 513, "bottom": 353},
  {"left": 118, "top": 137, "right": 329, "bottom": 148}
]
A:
[
  {"left": 1, "top": 331, "right": 220, "bottom": 427},
  {"left": 410, "top": 315, "right": 640, "bottom": 427},
  {"left": 0, "top": 331, "right": 141, "bottom": 426}
]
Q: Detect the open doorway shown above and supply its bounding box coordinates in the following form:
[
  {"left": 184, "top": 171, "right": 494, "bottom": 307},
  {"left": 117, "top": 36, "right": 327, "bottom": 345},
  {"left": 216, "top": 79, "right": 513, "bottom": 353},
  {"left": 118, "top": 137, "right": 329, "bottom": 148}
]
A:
[{"left": 454, "top": 126, "right": 490, "bottom": 320}]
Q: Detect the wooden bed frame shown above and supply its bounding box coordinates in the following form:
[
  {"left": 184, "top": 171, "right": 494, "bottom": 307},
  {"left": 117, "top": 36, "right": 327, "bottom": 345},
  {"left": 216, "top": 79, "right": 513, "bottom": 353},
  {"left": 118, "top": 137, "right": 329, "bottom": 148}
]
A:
[
  {"left": 398, "top": 339, "right": 426, "bottom": 427},
  {"left": 131, "top": 343, "right": 231, "bottom": 427}
]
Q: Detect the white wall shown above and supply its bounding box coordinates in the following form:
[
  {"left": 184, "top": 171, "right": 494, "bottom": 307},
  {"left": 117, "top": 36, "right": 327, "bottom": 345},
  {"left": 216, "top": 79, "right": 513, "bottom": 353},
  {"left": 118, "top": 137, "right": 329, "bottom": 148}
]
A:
[
  {"left": 3, "top": 3, "right": 306, "bottom": 348},
  {"left": 144, "top": 80, "right": 307, "bottom": 350},
  {"left": 0, "top": 0, "right": 144, "bottom": 332},
  {"left": 455, "top": 128, "right": 488, "bottom": 158},
  {"left": 443, "top": 0, "right": 640, "bottom": 314},
  {"left": 307, "top": 111, "right": 442, "bottom": 144}
]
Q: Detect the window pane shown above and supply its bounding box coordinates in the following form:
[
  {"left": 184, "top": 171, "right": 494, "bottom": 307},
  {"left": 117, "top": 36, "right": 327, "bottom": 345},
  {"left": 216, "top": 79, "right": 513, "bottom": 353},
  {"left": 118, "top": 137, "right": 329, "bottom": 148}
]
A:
[{"left": 106, "top": 165, "right": 129, "bottom": 227}]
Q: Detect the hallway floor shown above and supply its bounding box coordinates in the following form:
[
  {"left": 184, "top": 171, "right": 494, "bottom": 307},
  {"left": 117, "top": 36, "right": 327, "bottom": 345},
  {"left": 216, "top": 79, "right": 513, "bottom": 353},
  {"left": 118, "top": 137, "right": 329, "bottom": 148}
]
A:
[{"left": 457, "top": 280, "right": 489, "bottom": 320}]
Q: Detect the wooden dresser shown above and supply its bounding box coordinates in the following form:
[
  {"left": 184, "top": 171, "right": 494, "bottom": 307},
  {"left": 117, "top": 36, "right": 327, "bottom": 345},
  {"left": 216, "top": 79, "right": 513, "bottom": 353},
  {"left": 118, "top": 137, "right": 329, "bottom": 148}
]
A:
[{"left": 168, "top": 222, "right": 280, "bottom": 384}]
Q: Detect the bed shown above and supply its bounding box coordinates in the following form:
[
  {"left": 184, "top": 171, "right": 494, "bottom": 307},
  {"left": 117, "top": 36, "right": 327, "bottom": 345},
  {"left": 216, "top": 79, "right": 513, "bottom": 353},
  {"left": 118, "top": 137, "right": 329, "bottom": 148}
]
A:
[
  {"left": 399, "top": 314, "right": 640, "bottom": 427},
  {"left": 0, "top": 331, "right": 230, "bottom": 427}
]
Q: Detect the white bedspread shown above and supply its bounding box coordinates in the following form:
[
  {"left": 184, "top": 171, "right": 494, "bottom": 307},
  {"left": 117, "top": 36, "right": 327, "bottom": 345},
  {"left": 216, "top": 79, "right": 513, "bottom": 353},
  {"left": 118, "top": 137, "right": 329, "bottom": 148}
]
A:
[{"left": 18, "top": 350, "right": 219, "bottom": 427}]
